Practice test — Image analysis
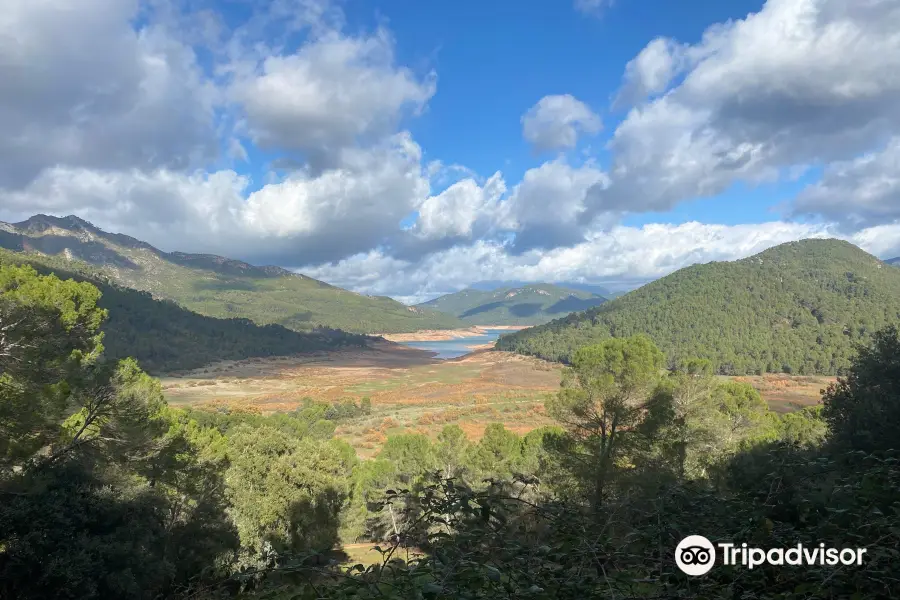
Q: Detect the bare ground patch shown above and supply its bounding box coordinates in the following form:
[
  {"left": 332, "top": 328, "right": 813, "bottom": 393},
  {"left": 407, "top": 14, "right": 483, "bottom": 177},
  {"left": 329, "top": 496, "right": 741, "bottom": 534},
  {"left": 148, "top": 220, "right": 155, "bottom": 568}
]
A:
[
  {"left": 162, "top": 346, "right": 562, "bottom": 457},
  {"left": 726, "top": 374, "right": 835, "bottom": 413}
]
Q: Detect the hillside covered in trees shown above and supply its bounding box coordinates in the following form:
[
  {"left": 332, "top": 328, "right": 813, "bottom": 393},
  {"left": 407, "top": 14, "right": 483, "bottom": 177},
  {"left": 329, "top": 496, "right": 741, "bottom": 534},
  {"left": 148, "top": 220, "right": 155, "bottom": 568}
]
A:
[
  {"left": 0, "top": 250, "right": 367, "bottom": 373},
  {"left": 498, "top": 239, "right": 900, "bottom": 375},
  {"left": 417, "top": 283, "right": 606, "bottom": 325},
  {"left": 2, "top": 263, "right": 897, "bottom": 599},
  {"left": 0, "top": 215, "right": 463, "bottom": 334}
]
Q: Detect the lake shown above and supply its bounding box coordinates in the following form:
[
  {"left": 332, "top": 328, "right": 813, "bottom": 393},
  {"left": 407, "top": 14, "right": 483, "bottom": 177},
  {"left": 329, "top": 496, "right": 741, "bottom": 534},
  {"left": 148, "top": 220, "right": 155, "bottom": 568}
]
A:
[{"left": 395, "top": 328, "right": 511, "bottom": 359}]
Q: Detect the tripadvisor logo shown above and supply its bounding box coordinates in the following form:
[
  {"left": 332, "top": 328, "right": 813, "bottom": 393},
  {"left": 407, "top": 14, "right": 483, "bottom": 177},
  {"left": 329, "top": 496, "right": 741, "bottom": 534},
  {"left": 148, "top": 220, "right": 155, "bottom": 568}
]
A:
[
  {"left": 675, "top": 535, "right": 716, "bottom": 576},
  {"left": 675, "top": 535, "right": 868, "bottom": 576}
]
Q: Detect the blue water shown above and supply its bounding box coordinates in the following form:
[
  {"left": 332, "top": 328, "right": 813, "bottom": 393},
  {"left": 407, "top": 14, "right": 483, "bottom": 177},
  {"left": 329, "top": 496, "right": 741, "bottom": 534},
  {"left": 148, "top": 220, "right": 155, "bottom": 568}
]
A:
[{"left": 396, "top": 328, "right": 510, "bottom": 359}]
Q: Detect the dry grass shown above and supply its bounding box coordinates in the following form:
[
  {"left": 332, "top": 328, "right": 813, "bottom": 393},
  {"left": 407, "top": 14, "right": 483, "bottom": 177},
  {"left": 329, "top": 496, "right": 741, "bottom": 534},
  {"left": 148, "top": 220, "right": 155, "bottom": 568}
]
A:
[
  {"left": 162, "top": 346, "right": 562, "bottom": 457},
  {"left": 725, "top": 373, "right": 834, "bottom": 413}
]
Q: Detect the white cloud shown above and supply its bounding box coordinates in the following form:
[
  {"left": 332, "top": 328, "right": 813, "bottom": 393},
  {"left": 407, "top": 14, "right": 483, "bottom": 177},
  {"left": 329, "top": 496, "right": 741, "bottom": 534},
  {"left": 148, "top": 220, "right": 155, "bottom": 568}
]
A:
[
  {"left": 232, "top": 28, "right": 436, "bottom": 167},
  {"left": 0, "top": 166, "right": 250, "bottom": 255},
  {"left": 0, "top": 0, "right": 218, "bottom": 188},
  {"left": 240, "top": 132, "right": 431, "bottom": 261},
  {"left": 614, "top": 37, "right": 689, "bottom": 108},
  {"left": 522, "top": 95, "right": 602, "bottom": 152},
  {"left": 794, "top": 137, "right": 900, "bottom": 227},
  {"left": 849, "top": 222, "right": 900, "bottom": 258},
  {"left": 309, "top": 219, "right": 895, "bottom": 303},
  {"left": 415, "top": 173, "right": 507, "bottom": 239},
  {"left": 592, "top": 0, "right": 900, "bottom": 219},
  {"left": 0, "top": 132, "right": 435, "bottom": 265},
  {"left": 503, "top": 160, "right": 609, "bottom": 250}
]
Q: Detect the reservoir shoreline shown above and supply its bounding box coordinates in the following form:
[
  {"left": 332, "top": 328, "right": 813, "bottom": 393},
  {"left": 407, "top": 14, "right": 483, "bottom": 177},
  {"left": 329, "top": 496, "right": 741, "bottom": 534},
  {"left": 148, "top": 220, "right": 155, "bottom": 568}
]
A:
[
  {"left": 386, "top": 326, "right": 525, "bottom": 359},
  {"left": 379, "top": 324, "right": 528, "bottom": 343}
]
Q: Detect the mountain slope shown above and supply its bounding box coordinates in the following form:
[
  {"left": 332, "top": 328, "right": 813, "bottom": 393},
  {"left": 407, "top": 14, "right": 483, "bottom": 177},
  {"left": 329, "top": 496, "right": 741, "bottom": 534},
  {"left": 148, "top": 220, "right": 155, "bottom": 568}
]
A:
[
  {"left": 0, "top": 248, "right": 367, "bottom": 374},
  {"left": 0, "top": 215, "right": 463, "bottom": 334},
  {"left": 498, "top": 239, "right": 900, "bottom": 375},
  {"left": 418, "top": 284, "right": 606, "bottom": 326}
]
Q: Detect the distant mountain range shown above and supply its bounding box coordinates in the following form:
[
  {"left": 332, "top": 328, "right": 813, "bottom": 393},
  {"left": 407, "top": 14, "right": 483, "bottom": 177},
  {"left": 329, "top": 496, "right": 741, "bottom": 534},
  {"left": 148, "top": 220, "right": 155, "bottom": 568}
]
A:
[
  {"left": 466, "top": 279, "right": 629, "bottom": 299},
  {"left": 417, "top": 283, "right": 607, "bottom": 326},
  {"left": 0, "top": 215, "right": 463, "bottom": 334},
  {"left": 886, "top": 257, "right": 900, "bottom": 266},
  {"left": 499, "top": 239, "right": 900, "bottom": 376}
]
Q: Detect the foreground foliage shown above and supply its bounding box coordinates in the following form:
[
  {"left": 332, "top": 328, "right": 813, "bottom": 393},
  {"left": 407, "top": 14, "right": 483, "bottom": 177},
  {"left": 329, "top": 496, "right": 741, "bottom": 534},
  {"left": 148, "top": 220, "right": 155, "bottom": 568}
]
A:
[{"left": 1, "top": 265, "right": 897, "bottom": 599}]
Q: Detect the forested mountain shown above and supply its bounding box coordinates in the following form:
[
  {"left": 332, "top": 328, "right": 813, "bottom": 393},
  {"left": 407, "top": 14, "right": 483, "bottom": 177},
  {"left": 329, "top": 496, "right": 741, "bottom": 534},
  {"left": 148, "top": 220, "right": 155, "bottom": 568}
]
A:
[
  {"left": 417, "top": 283, "right": 606, "bottom": 325},
  {"left": 0, "top": 215, "right": 462, "bottom": 334},
  {"left": 0, "top": 248, "right": 367, "bottom": 373},
  {"left": 498, "top": 239, "right": 900, "bottom": 375}
]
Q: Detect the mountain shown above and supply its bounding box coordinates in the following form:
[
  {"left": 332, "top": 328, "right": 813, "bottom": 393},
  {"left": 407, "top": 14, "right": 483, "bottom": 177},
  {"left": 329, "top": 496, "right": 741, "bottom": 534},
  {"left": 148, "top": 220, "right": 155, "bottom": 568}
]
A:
[
  {"left": 0, "top": 247, "right": 367, "bottom": 374},
  {"left": 467, "top": 279, "right": 630, "bottom": 299},
  {"left": 498, "top": 239, "right": 900, "bottom": 376},
  {"left": 551, "top": 282, "right": 630, "bottom": 299},
  {"left": 0, "top": 215, "right": 463, "bottom": 334},
  {"left": 886, "top": 257, "right": 900, "bottom": 266},
  {"left": 417, "top": 283, "right": 607, "bottom": 326}
]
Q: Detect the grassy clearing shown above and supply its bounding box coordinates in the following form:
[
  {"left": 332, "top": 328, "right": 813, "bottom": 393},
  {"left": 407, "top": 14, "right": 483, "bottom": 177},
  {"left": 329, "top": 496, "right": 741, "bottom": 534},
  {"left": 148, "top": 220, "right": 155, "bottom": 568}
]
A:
[
  {"left": 725, "top": 373, "right": 833, "bottom": 413},
  {"left": 162, "top": 347, "right": 562, "bottom": 456},
  {"left": 340, "top": 544, "right": 426, "bottom": 567}
]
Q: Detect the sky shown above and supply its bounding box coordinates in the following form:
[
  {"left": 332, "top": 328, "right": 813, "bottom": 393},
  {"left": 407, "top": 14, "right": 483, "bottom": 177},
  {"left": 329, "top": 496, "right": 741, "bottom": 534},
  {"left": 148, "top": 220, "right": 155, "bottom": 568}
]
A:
[{"left": 1, "top": 0, "right": 899, "bottom": 304}]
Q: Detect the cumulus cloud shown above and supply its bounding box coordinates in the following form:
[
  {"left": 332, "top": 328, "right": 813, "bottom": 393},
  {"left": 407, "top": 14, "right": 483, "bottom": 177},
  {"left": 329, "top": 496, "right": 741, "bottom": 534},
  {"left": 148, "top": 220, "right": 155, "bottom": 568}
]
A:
[
  {"left": 794, "top": 137, "right": 900, "bottom": 227},
  {"left": 415, "top": 173, "right": 508, "bottom": 240},
  {"left": 848, "top": 222, "right": 900, "bottom": 259},
  {"left": 614, "top": 38, "right": 689, "bottom": 108},
  {"left": 522, "top": 95, "right": 602, "bottom": 152},
  {"left": 503, "top": 160, "right": 609, "bottom": 251},
  {"left": 589, "top": 0, "right": 900, "bottom": 220},
  {"left": 306, "top": 220, "right": 856, "bottom": 303},
  {"left": 240, "top": 132, "right": 431, "bottom": 262},
  {"left": 232, "top": 28, "right": 436, "bottom": 167},
  {"left": 0, "top": 133, "right": 434, "bottom": 265},
  {"left": 0, "top": 0, "right": 218, "bottom": 188},
  {"left": 0, "top": 166, "right": 249, "bottom": 254}
]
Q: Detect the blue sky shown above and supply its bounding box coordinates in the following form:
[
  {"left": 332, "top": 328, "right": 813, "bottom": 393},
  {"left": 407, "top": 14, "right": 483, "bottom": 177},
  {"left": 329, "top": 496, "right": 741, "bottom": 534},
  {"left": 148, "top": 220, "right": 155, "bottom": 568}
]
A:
[
  {"left": 1, "top": 0, "right": 899, "bottom": 303},
  {"left": 352, "top": 0, "right": 765, "bottom": 180}
]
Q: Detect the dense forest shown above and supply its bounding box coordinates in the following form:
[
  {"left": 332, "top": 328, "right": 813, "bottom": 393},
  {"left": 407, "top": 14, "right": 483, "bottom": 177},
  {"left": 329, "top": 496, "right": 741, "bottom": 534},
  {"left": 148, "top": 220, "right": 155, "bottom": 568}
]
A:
[
  {"left": 417, "top": 284, "right": 606, "bottom": 326},
  {"left": 0, "top": 214, "right": 463, "bottom": 334},
  {"left": 498, "top": 239, "right": 900, "bottom": 375},
  {"left": 2, "top": 263, "right": 897, "bottom": 598},
  {"left": 0, "top": 251, "right": 367, "bottom": 373}
]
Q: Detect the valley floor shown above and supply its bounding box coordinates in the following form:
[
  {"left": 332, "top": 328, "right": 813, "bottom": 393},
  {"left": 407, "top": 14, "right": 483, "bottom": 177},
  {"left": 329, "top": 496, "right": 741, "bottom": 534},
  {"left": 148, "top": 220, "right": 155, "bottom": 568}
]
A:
[
  {"left": 161, "top": 344, "right": 831, "bottom": 457},
  {"left": 161, "top": 343, "right": 561, "bottom": 457}
]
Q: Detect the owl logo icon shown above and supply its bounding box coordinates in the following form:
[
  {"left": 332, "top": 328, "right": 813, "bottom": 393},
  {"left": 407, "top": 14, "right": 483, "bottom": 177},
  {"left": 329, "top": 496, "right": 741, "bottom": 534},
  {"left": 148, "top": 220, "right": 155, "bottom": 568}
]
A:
[{"left": 676, "top": 535, "right": 716, "bottom": 576}]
